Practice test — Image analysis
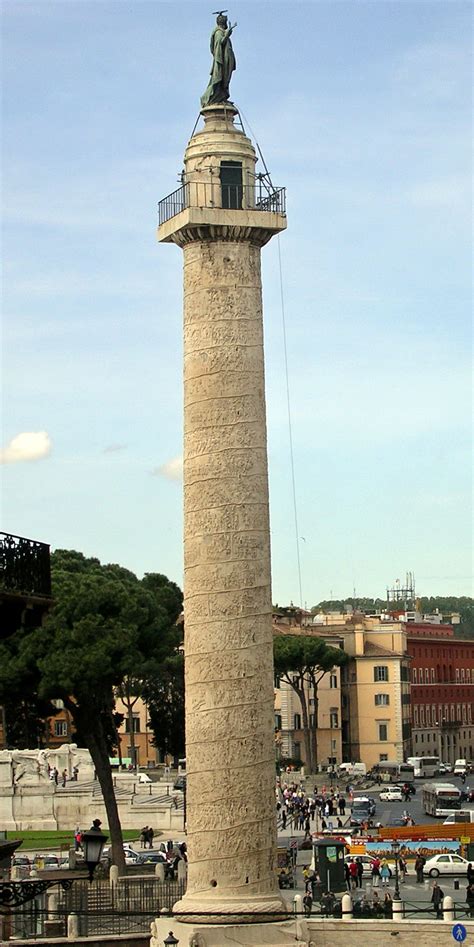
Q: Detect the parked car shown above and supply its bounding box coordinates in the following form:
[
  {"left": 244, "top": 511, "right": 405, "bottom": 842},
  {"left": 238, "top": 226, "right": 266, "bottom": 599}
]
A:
[
  {"left": 379, "top": 788, "right": 403, "bottom": 802},
  {"left": 102, "top": 844, "right": 140, "bottom": 865},
  {"left": 438, "top": 763, "right": 453, "bottom": 774},
  {"left": 136, "top": 851, "right": 167, "bottom": 866},
  {"left": 173, "top": 776, "right": 186, "bottom": 791},
  {"left": 11, "top": 855, "right": 31, "bottom": 869},
  {"left": 34, "top": 854, "right": 60, "bottom": 870},
  {"left": 424, "top": 854, "right": 470, "bottom": 877}
]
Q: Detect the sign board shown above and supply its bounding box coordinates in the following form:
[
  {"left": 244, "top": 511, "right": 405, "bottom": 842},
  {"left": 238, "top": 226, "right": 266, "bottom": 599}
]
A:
[
  {"left": 452, "top": 924, "right": 467, "bottom": 943},
  {"left": 289, "top": 838, "right": 298, "bottom": 850},
  {"left": 460, "top": 836, "right": 470, "bottom": 844}
]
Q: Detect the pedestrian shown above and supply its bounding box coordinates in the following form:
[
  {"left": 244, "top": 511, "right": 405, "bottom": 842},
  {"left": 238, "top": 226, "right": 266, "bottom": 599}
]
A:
[
  {"left": 415, "top": 854, "right": 425, "bottom": 883},
  {"left": 349, "top": 860, "right": 358, "bottom": 890},
  {"left": 371, "top": 857, "right": 381, "bottom": 888},
  {"left": 467, "top": 863, "right": 474, "bottom": 885},
  {"left": 147, "top": 827, "right": 154, "bottom": 848},
  {"left": 72, "top": 766, "right": 79, "bottom": 781},
  {"left": 53, "top": 767, "right": 58, "bottom": 785},
  {"left": 466, "top": 882, "right": 474, "bottom": 918},
  {"left": 74, "top": 826, "right": 83, "bottom": 852},
  {"left": 356, "top": 857, "right": 364, "bottom": 889},
  {"left": 398, "top": 855, "right": 408, "bottom": 883},
  {"left": 337, "top": 817, "right": 343, "bottom": 829},
  {"left": 61, "top": 769, "right": 67, "bottom": 787},
  {"left": 303, "top": 891, "right": 313, "bottom": 918},
  {"left": 380, "top": 859, "right": 391, "bottom": 887},
  {"left": 344, "top": 861, "right": 351, "bottom": 891},
  {"left": 281, "top": 809, "right": 287, "bottom": 831},
  {"left": 89, "top": 819, "right": 102, "bottom": 831},
  {"left": 431, "top": 881, "right": 444, "bottom": 919},
  {"left": 383, "top": 892, "right": 393, "bottom": 918},
  {"left": 140, "top": 826, "right": 149, "bottom": 849},
  {"left": 338, "top": 796, "right": 346, "bottom": 815}
]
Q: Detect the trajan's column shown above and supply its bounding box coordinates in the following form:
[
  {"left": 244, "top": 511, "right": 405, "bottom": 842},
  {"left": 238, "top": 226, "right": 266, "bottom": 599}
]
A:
[{"left": 158, "top": 16, "right": 288, "bottom": 926}]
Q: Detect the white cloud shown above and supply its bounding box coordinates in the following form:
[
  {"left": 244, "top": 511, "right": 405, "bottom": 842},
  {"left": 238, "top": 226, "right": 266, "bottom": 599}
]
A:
[
  {"left": 103, "top": 444, "right": 127, "bottom": 454},
  {"left": 0, "top": 431, "right": 52, "bottom": 465},
  {"left": 152, "top": 456, "right": 183, "bottom": 481}
]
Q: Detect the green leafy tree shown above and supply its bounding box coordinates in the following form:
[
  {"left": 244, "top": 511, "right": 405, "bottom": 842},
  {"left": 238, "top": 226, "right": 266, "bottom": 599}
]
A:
[
  {"left": 273, "top": 635, "right": 348, "bottom": 774},
  {"left": 0, "top": 549, "right": 182, "bottom": 874},
  {"left": 144, "top": 652, "right": 185, "bottom": 760}
]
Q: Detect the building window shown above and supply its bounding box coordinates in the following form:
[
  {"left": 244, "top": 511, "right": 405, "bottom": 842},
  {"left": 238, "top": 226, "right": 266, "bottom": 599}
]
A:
[
  {"left": 374, "top": 666, "right": 389, "bottom": 682},
  {"left": 375, "top": 694, "right": 390, "bottom": 706},
  {"left": 412, "top": 668, "right": 417, "bottom": 683},
  {"left": 431, "top": 668, "right": 435, "bottom": 682},
  {"left": 309, "top": 713, "right": 316, "bottom": 728},
  {"left": 379, "top": 753, "right": 388, "bottom": 761},
  {"left": 54, "top": 721, "right": 68, "bottom": 737},
  {"left": 378, "top": 723, "right": 388, "bottom": 741},
  {"left": 294, "top": 713, "right": 301, "bottom": 730},
  {"left": 461, "top": 669, "right": 465, "bottom": 682},
  {"left": 425, "top": 668, "right": 429, "bottom": 683},
  {"left": 420, "top": 707, "right": 425, "bottom": 726},
  {"left": 414, "top": 706, "right": 419, "bottom": 726},
  {"left": 426, "top": 706, "right": 431, "bottom": 726},
  {"left": 274, "top": 674, "right": 281, "bottom": 688},
  {"left": 292, "top": 675, "right": 301, "bottom": 687},
  {"left": 275, "top": 714, "right": 282, "bottom": 730},
  {"left": 330, "top": 710, "right": 339, "bottom": 729},
  {"left": 330, "top": 674, "right": 338, "bottom": 689},
  {"left": 293, "top": 742, "right": 301, "bottom": 759},
  {"left": 467, "top": 670, "right": 471, "bottom": 683},
  {"left": 455, "top": 668, "right": 460, "bottom": 683},
  {"left": 125, "top": 716, "right": 141, "bottom": 734}
]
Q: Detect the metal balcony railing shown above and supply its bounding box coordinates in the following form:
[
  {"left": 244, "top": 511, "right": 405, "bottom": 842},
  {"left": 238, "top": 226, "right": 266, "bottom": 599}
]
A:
[
  {"left": 158, "top": 181, "right": 286, "bottom": 226},
  {"left": 0, "top": 532, "right": 52, "bottom": 598}
]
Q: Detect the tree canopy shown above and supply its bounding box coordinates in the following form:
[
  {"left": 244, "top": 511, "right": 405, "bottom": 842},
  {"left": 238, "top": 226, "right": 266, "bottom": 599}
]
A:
[
  {"left": 274, "top": 634, "right": 348, "bottom": 773},
  {"left": 0, "top": 549, "right": 183, "bottom": 872}
]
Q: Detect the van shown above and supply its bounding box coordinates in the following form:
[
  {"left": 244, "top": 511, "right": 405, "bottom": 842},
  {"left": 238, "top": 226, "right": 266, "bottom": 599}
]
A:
[
  {"left": 454, "top": 759, "right": 467, "bottom": 775},
  {"left": 337, "top": 762, "right": 367, "bottom": 777},
  {"left": 443, "top": 811, "right": 474, "bottom": 824}
]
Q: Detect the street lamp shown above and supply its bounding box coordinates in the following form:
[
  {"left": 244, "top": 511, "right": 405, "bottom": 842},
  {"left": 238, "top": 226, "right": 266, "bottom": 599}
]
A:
[
  {"left": 163, "top": 933, "right": 179, "bottom": 946},
  {"left": 391, "top": 840, "right": 401, "bottom": 901},
  {"left": 81, "top": 825, "right": 108, "bottom": 882}
]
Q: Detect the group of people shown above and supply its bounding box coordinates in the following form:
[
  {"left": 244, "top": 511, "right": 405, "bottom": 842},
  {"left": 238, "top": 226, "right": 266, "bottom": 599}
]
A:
[
  {"left": 48, "top": 765, "right": 79, "bottom": 786},
  {"left": 140, "top": 825, "right": 155, "bottom": 848},
  {"left": 277, "top": 781, "right": 348, "bottom": 836}
]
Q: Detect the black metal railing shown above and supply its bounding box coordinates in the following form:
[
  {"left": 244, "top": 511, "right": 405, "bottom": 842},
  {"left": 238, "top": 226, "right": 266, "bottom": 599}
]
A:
[
  {"left": 0, "top": 533, "right": 51, "bottom": 598},
  {"left": 4, "top": 878, "right": 187, "bottom": 939},
  {"left": 158, "top": 181, "right": 286, "bottom": 226}
]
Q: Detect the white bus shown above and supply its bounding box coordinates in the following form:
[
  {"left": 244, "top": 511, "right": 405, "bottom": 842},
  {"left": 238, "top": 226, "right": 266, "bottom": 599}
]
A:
[
  {"left": 407, "top": 756, "right": 439, "bottom": 779},
  {"left": 371, "top": 761, "right": 415, "bottom": 783},
  {"left": 422, "top": 782, "right": 462, "bottom": 817}
]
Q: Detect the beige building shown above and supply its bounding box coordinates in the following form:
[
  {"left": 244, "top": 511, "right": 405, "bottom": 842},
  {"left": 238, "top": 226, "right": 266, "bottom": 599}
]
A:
[{"left": 312, "top": 613, "right": 412, "bottom": 767}]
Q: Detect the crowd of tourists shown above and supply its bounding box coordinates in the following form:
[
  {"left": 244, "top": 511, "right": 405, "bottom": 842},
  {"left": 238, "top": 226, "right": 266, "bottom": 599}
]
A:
[{"left": 277, "top": 780, "right": 349, "bottom": 835}]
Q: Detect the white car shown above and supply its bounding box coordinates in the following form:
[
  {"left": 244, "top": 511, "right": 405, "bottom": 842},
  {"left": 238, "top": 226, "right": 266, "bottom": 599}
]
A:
[
  {"left": 379, "top": 788, "right": 403, "bottom": 802},
  {"left": 424, "top": 853, "right": 470, "bottom": 877},
  {"left": 101, "top": 844, "right": 140, "bottom": 865}
]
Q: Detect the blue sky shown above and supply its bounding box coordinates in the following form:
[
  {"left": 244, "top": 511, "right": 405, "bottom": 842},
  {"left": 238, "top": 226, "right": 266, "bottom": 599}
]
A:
[{"left": 2, "top": 1, "right": 472, "bottom": 606}]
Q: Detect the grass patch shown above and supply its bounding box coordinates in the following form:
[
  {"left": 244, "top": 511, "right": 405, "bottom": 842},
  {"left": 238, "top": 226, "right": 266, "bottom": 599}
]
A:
[{"left": 6, "top": 829, "right": 140, "bottom": 851}]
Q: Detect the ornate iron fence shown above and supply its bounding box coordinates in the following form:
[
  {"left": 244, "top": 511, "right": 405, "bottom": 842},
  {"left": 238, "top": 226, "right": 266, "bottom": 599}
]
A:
[
  {"left": 0, "top": 533, "right": 51, "bottom": 598},
  {"left": 3, "top": 877, "right": 186, "bottom": 939}
]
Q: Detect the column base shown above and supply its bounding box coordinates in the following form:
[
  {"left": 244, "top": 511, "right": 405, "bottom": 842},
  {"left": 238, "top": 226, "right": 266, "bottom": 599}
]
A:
[
  {"left": 151, "top": 916, "right": 310, "bottom": 946},
  {"left": 172, "top": 892, "right": 290, "bottom": 925}
]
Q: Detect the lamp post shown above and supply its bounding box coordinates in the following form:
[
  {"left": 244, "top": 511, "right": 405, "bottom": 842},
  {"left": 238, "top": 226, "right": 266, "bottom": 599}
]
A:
[
  {"left": 163, "top": 933, "right": 179, "bottom": 946},
  {"left": 391, "top": 840, "right": 401, "bottom": 901}
]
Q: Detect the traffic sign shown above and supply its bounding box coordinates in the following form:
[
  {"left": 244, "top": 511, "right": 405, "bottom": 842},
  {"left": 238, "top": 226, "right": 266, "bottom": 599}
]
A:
[
  {"left": 452, "top": 923, "right": 467, "bottom": 942},
  {"left": 289, "top": 838, "right": 298, "bottom": 850}
]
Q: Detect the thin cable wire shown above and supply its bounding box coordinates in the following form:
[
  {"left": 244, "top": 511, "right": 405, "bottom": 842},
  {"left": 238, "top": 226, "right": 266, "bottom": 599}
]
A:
[{"left": 277, "top": 236, "right": 304, "bottom": 609}]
